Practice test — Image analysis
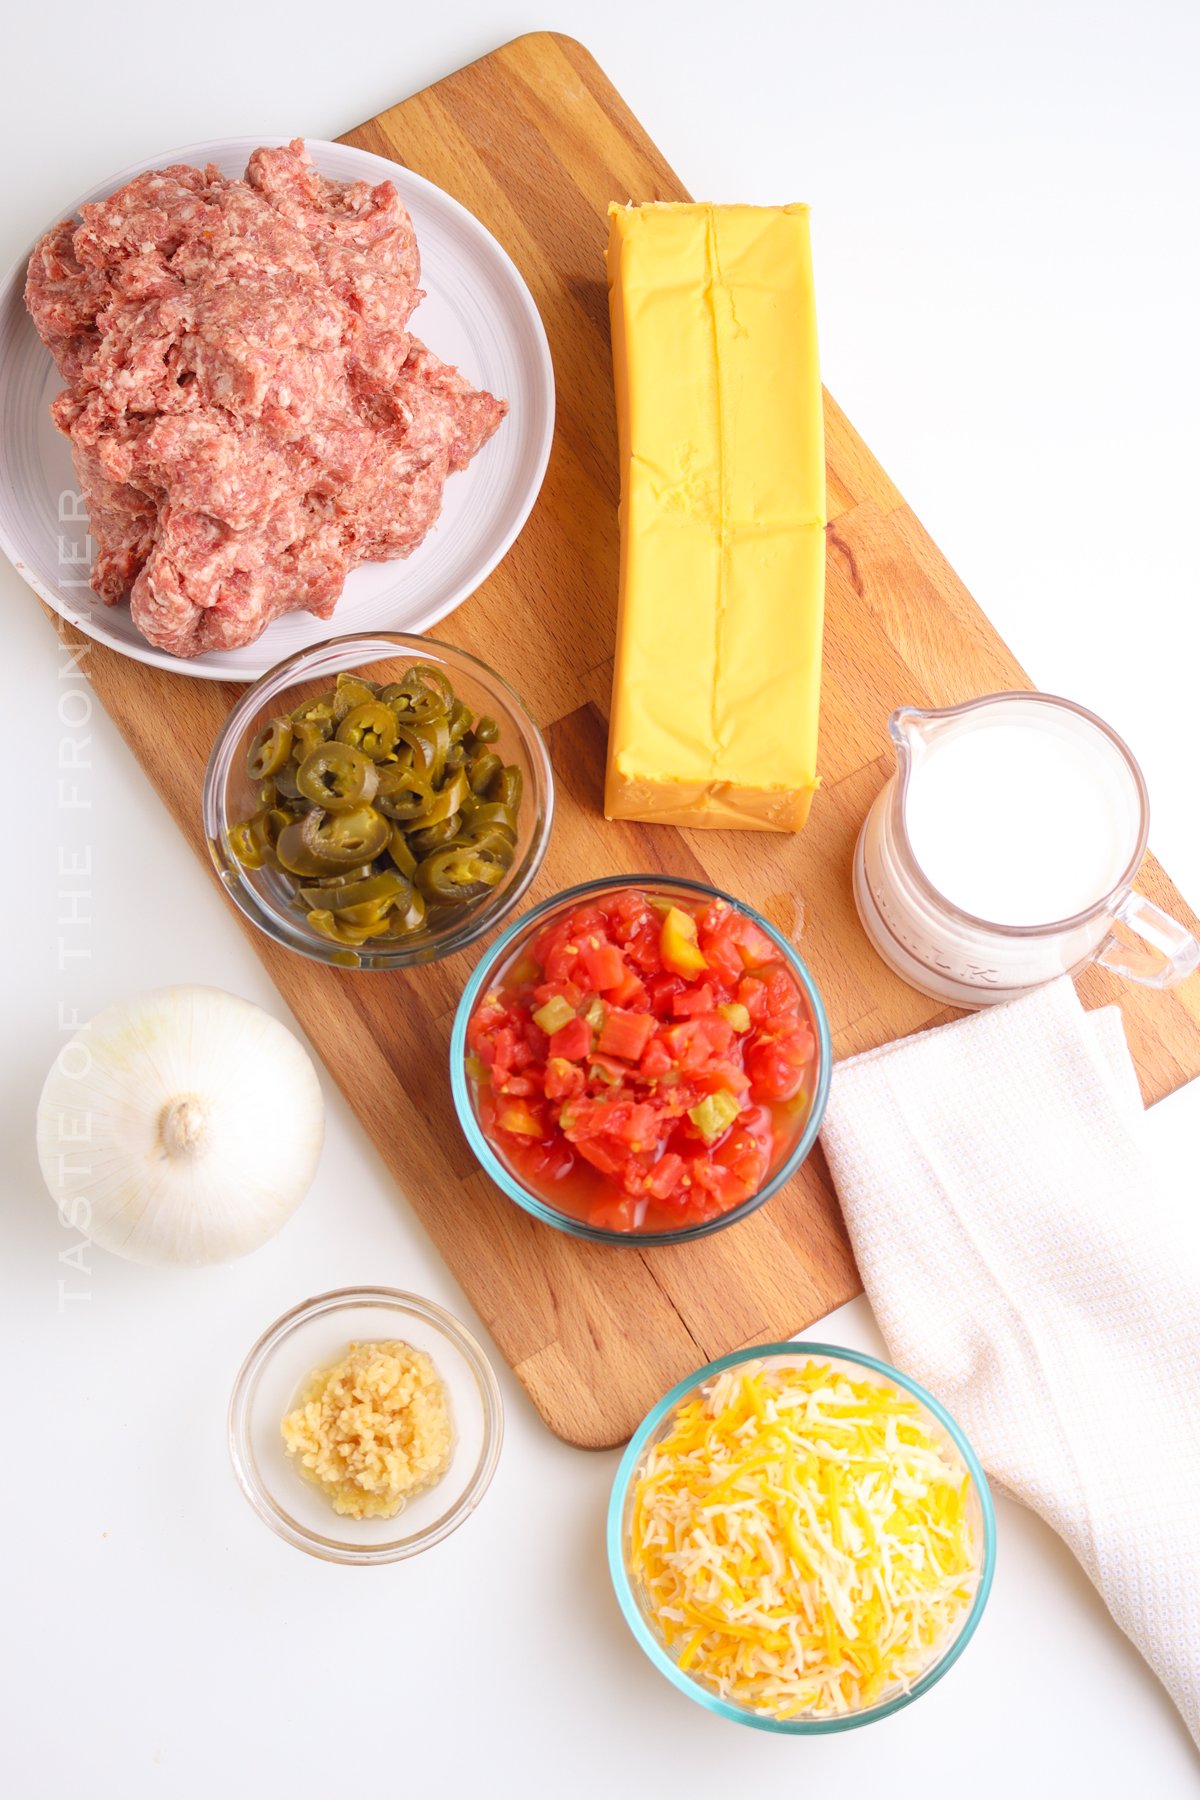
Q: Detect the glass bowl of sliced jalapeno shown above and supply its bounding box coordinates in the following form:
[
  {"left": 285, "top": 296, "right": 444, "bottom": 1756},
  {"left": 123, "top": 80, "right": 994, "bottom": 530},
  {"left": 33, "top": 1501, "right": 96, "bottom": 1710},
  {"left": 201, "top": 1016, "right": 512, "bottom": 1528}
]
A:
[{"left": 203, "top": 633, "right": 553, "bottom": 968}]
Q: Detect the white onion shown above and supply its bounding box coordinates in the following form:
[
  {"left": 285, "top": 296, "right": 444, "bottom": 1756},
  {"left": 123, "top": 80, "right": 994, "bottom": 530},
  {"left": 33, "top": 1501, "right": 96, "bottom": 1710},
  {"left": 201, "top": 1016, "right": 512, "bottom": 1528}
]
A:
[{"left": 37, "top": 986, "right": 324, "bottom": 1266}]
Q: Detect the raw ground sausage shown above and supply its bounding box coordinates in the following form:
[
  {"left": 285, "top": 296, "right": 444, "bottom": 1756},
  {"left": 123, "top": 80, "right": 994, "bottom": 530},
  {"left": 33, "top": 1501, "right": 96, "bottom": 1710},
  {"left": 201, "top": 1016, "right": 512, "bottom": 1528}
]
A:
[{"left": 25, "top": 140, "right": 507, "bottom": 658}]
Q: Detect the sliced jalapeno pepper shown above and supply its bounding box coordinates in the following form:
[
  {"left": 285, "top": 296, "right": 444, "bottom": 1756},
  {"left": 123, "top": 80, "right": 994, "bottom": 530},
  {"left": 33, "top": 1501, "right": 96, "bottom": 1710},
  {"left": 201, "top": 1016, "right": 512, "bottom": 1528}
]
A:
[
  {"left": 275, "top": 819, "right": 349, "bottom": 878},
  {"left": 466, "top": 749, "right": 503, "bottom": 796},
  {"left": 296, "top": 742, "right": 379, "bottom": 813},
  {"left": 273, "top": 762, "right": 304, "bottom": 802},
  {"left": 227, "top": 820, "right": 263, "bottom": 868},
  {"left": 415, "top": 846, "right": 507, "bottom": 903},
  {"left": 247, "top": 718, "right": 294, "bottom": 781},
  {"left": 386, "top": 825, "right": 418, "bottom": 879},
  {"left": 489, "top": 764, "right": 524, "bottom": 812},
  {"left": 336, "top": 900, "right": 394, "bottom": 930},
  {"left": 388, "top": 664, "right": 454, "bottom": 724},
  {"left": 447, "top": 698, "right": 474, "bottom": 743},
  {"left": 471, "top": 714, "right": 501, "bottom": 745},
  {"left": 298, "top": 870, "right": 412, "bottom": 916},
  {"left": 394, "top": 716, "right": 449, "bottom": 784},
  {"left": 380, "top": 890, "right": 427, "bottom": 935},
  {"left": 376, "top": 767, "right": 434, "bottom": 822},
  {"left": 289, "top": 689, "right": 336, "bottom": 727},
  {"left": 301, "top": 805, "right": 390, "bottom": 867},
  {"left": 228, "top": 807, "right": 287, "bottom": 870},
  {"left": 409, "top": 814, "right": 462, "bottom": 855},
  {"left": 336, "top": 702, "right": 400, "bottom": 761},
  {"left": 375, "top": 757, "right": 416, "bottom": 793},
  {"left": 419, "top": 768, "right": 469, "bottom": 827},
  {"left": 455, "top": 830, "right": 516, "bottom": 864},
  {"left": 292, "top": 714, "right": 334, "bottom": 757},
  {"left": 297, "top": 864, "right": 376, "bottom": 891},
  {"left": 458, "top": 800, "right": 518, "bottom": 844},
  {"left": 306, "top": 909, "right": 382, "bottom": 947},
  {"left": 332, "top": 672, "right": 380, "bottom": 723}
]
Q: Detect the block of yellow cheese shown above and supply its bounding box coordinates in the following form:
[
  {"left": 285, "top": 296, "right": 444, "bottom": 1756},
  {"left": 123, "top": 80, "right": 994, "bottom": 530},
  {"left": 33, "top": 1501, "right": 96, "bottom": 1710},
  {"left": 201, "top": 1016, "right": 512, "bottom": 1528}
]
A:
[{"left": 604, "top": 202, "right": 825, "bottom": 831}]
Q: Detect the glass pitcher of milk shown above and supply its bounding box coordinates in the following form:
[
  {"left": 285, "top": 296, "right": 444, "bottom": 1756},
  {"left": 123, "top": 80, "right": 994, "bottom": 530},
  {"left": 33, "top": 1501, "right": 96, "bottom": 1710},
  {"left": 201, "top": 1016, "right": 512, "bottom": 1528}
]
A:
[{"left": 853, "top": 692, "right": 1199, "bottom": 1007}]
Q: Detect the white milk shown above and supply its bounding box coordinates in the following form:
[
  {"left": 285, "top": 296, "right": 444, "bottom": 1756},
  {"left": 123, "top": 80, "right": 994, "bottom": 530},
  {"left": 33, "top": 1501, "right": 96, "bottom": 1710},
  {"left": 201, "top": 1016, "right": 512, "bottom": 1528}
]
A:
[
  {"left": 903, "top": 709, "right": 1144, "bottom": 926},
  {"left": 853, "top": 694, "right": 1197, "bottom": 1008}
]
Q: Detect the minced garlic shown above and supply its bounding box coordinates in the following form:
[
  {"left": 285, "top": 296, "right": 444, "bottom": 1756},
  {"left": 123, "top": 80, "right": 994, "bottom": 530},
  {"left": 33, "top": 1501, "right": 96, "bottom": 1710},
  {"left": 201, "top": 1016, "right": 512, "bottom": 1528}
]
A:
[
  {"left": 630, "top": 1360, "right": 978, "bottom": 1718},
  {"left": 282, "top": 1340, "right": 453, "bottom": 1520}
]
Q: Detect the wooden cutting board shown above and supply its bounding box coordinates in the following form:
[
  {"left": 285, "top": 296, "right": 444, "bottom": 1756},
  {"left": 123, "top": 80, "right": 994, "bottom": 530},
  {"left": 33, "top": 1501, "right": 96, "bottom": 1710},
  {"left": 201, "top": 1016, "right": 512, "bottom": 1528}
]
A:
[{"left": 41, "top": 32, "right": 1200, "bottom": 1448}]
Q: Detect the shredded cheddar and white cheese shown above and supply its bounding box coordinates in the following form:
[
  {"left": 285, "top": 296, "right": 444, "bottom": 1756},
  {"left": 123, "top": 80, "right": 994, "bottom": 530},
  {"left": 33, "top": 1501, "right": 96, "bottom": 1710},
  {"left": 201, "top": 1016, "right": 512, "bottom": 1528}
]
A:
[{"left": 629, "top": 1360, "right": 978, "bottom": 1718}]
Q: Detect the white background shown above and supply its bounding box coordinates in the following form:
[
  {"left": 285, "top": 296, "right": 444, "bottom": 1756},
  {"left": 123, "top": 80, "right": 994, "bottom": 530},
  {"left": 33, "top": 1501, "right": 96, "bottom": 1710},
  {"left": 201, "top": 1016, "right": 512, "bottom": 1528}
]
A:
[{"left": 2, "top": 2, "right": 1198, "bottom": 1793}]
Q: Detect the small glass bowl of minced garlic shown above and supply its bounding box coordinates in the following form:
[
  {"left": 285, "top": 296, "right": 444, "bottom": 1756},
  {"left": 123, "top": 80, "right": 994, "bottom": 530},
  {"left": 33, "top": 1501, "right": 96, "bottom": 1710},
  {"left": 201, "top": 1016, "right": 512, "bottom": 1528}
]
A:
[
  {"left": 282, "top": 1339, "right": 453, "bottom": 1519},
  {"left": 228, "top": 1288, "right": 503, "bottom": 1563}
]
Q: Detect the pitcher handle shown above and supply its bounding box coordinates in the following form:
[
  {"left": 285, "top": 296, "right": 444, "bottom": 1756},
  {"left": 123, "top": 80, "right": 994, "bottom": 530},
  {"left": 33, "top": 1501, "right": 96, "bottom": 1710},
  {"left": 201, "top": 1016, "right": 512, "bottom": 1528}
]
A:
[{"left": 1094, "top": 890, "right": 1200, "bottom": 989}]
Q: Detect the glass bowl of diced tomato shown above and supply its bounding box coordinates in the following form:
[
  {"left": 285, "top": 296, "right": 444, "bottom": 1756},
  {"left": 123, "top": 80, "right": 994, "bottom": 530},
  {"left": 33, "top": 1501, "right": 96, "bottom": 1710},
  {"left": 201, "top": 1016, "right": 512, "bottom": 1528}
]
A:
[{"left": 450, "top": 877, "right": 831, "bottom": 1244}]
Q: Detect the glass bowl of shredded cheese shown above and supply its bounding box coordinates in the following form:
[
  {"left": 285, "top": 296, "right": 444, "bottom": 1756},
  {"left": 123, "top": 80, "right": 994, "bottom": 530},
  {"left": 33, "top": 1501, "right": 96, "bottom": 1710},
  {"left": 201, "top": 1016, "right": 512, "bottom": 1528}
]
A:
[
  {"left": 608, "top": 1343, "right": 995, "bottom": 1731},
  {"left": 229, "top": 1287, "right": 504, "bottom": 1563}
]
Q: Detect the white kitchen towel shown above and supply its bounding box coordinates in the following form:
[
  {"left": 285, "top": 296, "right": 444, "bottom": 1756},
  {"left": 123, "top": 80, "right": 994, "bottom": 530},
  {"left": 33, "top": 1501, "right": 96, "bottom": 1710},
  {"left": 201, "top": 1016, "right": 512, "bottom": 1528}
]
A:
[{"left": 819, "top": 977, "right": 1200, "bottom": 1745}]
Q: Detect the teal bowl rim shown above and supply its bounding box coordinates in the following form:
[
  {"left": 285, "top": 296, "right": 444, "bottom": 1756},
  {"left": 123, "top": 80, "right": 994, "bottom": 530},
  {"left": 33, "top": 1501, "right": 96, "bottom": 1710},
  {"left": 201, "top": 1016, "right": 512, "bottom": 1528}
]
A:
[
  {"left": 606, "top": 1340, "right": 997, "bottom": 1733},
  {"left": 448, "top": 875, "right": 833, "bottom": 1247}
]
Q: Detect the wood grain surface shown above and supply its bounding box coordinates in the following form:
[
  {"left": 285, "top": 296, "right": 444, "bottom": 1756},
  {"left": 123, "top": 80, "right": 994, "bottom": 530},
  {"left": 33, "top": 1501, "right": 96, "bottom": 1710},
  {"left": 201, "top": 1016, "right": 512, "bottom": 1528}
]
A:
[{"left": 37, "top": 32, "right": 1200, "bottom": 1447}]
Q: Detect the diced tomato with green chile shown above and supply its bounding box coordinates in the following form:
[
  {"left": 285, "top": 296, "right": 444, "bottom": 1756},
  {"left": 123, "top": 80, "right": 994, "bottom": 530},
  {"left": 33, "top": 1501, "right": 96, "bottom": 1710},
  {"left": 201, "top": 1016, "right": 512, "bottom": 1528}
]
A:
[{"left": 465, "top": 889, "right": 817, "bottom": 1234}]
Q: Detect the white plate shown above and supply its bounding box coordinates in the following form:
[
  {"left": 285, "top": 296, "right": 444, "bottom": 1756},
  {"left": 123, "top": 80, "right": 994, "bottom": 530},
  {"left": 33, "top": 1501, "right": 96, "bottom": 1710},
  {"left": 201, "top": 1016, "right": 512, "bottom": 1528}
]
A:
[{"left": 0, "top": 137, "right": 554, "bottom": 680}]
